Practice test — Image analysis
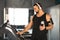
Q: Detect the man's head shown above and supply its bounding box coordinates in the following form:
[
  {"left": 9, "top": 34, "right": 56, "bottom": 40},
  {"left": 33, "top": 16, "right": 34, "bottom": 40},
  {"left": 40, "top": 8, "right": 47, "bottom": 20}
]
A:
[{"left": 33, "top": 3, "right": 42, "bottom": 13}]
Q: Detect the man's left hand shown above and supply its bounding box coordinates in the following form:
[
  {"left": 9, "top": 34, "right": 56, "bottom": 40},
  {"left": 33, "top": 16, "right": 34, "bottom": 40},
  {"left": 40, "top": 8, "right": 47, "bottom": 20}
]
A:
[{"left": 39, "top": 25, "right": 45, "bottom": 31}]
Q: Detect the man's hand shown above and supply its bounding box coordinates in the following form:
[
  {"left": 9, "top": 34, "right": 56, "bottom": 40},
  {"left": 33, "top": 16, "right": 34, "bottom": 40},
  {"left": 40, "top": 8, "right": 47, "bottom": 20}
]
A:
[
  {"left": 39, "top": 25, "right": 45, "bottom": 31},
  {"left": 16, "top": 31, "right": 24, "bottom": 35}
]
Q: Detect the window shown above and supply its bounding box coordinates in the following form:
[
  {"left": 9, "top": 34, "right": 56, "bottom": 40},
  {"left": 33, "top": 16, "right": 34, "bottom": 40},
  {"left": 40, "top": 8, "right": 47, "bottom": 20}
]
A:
[{"left": 8, "top": 8, "right": 29, "bottom": 25}]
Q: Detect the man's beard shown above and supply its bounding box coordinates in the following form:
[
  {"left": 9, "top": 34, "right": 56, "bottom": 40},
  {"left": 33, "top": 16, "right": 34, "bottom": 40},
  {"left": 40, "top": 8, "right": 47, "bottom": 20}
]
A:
[{"left": 36, "top": 11, "right": 39, "bottom": 14}]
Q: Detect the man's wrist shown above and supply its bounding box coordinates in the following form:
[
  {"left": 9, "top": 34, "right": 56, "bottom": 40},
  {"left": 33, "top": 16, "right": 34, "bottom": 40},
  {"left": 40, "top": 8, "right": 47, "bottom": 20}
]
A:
[{"left": 45, "top": 27, "right": 46, "bottom": 30}]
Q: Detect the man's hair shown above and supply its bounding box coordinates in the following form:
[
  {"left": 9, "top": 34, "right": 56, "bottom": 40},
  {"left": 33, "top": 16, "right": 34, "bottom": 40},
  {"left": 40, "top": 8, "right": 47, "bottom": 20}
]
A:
[{"left": 33, "top": 3, "right": 43, "bottom": 9}]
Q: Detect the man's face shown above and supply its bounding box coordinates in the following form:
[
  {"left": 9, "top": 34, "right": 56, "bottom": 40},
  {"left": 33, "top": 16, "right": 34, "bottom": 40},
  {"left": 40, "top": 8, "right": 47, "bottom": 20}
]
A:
[{"left": 33, "top": 5, "right": 39, "bottom": 12}]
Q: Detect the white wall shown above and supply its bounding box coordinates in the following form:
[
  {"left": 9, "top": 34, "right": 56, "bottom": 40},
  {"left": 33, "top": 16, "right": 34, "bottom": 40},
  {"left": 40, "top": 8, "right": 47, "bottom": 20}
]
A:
[{"left": 47, "top": 5, "right": 60, "bottom": 40}]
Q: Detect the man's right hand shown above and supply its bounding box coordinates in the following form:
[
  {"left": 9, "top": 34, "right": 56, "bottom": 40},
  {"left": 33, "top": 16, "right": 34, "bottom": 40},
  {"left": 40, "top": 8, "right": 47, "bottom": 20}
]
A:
[
  {"left": 16, "top": 16, "right": 34, "bottom": 35},
  {"left": 16, "top": 31, "right": 24, "bottom": 35}
]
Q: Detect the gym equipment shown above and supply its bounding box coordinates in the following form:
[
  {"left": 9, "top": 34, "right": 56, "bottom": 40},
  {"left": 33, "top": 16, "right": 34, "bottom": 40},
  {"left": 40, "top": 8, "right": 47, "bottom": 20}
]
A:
[{"left": 0, "top": 20, "right": 25, "bottom": 40}]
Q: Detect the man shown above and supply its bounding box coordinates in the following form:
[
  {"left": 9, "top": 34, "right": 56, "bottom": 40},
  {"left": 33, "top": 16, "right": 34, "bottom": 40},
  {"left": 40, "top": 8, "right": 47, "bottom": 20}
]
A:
[{"left": 17, "top": 3, "right": 54, "bottom": 40}]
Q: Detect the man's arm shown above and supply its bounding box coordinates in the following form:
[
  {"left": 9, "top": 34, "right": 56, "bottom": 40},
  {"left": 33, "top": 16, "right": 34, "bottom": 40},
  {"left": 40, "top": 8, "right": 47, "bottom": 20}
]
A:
[
  {"left": 17, "top": 16, "right": 34, "bottom": 35},
  {"left": 46, "top": 14, "right": 54, "bottom": 30}
]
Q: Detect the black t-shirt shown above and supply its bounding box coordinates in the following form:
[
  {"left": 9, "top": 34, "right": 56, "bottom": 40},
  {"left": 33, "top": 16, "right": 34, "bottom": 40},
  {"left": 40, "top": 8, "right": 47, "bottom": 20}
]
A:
[{"left": 31, "top": 13, "right": 54, "bottom": 40}]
